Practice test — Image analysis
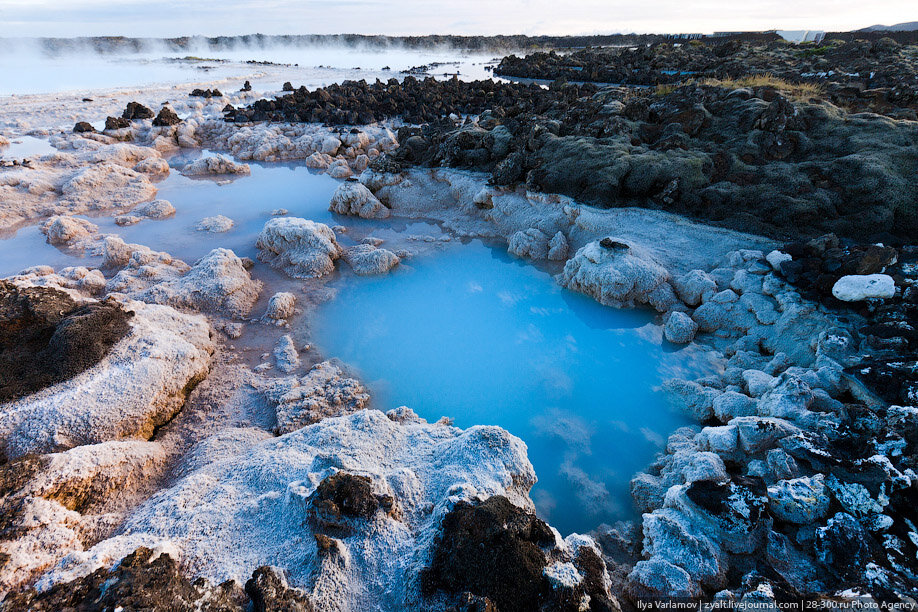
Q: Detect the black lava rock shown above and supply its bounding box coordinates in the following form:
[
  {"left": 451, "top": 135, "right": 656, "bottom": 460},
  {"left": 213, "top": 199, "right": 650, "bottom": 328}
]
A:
[
  {"left": 72, "top": 121, "right": 95, "bottom": 133},
  {"left": 122, "top": 101, "right": 154, "bottom": 120},
  {"left": 0, "top": 281, "right": 133, "bottom": 403},
  {"left": 152, "top": 106, "right": 182, "bottom": 127}
]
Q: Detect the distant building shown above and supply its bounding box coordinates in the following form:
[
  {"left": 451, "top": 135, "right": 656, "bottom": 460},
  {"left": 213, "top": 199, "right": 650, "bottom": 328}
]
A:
[{"left": 776, "top": 30, "right": 826, "bottom": 44}]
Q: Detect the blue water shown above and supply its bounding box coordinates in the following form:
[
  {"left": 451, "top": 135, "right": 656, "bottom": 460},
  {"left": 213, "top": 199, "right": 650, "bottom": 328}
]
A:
[{"left": 314, "top": 240, "right": 720, "bottom": 534}]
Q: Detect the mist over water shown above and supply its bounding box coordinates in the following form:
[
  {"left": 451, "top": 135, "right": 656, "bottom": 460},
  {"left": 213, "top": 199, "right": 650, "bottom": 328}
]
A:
[{"left": 0, "top": 37, "right": 500, "bottom": 96}]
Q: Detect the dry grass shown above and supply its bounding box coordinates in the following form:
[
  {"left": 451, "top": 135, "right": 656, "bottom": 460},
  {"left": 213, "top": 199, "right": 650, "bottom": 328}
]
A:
[
  {"left": 654, "top": 83, "right": 677, "bottom": 96},
  {"left": 701, "top": 74, "right": 823, "bottom": 101}
]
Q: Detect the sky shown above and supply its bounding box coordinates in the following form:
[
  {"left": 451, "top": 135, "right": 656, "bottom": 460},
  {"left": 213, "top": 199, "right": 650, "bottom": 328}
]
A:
[{"left": 0, "top": 0, "right": 914, "bottom": 38}]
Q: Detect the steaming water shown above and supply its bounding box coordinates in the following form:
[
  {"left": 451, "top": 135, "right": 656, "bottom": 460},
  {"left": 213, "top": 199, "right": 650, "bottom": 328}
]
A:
[
  {"left": 0, "top": 44, "right": 498, "bottom": 96},
  {"left": 313, "top": 241, "right": 721, "bottom": 534}
]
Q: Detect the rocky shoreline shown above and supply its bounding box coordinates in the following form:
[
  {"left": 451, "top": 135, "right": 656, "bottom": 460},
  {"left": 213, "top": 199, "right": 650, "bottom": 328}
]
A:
[{"left": 0, "top": 37, "right": 917, "bottom": 611}]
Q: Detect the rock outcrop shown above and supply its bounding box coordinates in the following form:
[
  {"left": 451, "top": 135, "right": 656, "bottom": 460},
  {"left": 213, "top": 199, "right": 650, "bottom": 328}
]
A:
[{"left": 256, "top": 217, "right": 343, "bottom": 279}]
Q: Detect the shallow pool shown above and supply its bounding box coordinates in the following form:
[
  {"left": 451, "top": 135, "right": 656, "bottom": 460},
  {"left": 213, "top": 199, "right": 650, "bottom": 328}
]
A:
[{"left": 314, "top": 240, "right": 721, "bottom": 534}]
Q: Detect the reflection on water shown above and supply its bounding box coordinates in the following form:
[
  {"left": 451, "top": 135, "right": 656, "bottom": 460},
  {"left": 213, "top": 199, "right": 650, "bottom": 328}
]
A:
[
  {"left": 314, "top": 240, "right": 722, "bottom": 534},
  {"left": 0, "top": 135, "right": 58, "bottom": 159}
]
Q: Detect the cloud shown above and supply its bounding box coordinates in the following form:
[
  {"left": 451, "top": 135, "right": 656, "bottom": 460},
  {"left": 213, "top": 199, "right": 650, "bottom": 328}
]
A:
[{"left": 1, "top": 0, "right": 914, "bottom": 37}]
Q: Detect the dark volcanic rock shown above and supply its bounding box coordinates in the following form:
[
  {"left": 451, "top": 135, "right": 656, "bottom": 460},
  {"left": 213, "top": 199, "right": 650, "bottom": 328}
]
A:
[
  {"left": 105, "top": 116, "right": 131, "bottom": 130},
  {"left": 245, "top": 566, "right": 314, "bottom": 612},
  {"left": 422, "top": 495, "right": 615, "bottom": 612},
  {"left": 0, "top": 281, "right": 133, "bottom": 403},
  {"left": 1, "top": 547, "right": 313, "bottom": 611},
  {"left": 152, "top": 106, "right": 182, "bottom": 127},
  {"left": 190, "top": 88, "right": 223, "bottom": 98},
  {"left": 422, "top": 496, "right": 555, "bottom": 612},
  {"left": 305, "top": 472, "right": 394, "bottom": 535},
  {"left": 72, "top": 121, "right": 95, "bottom": 133},
  {"left": 122, "top": 101, "right": 154, "bottom": 120}
]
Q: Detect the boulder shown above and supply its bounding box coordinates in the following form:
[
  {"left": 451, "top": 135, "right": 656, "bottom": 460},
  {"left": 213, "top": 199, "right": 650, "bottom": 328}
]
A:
[
  {"left": 673, "top": 270, "right": 718, "bottom": 307},
  {"left": 508, "top": 228, "right": 550, "bottom": 260},
  {"left": 108, "top": 247, "right": 262, "bottom": 319},
  {"left": 547, "top": 231, "right": 569, "bottom": 261},
  {"left": 831, "top": 274, "right": 896, "bottom": 301},
  {"left": 273, "top": 335, "right": 299, "bottom": 374},
  {"left": 133, "top": 199, "right": 175, "bottom": 219},
  {"left": 0, "top": 299, "right": 213, "bottom": 458},
  {"left": 328, "top": 181, "right": 389, "bottom": 219},
  {"left": 196, "top": 215, "right": 235, "bottom": 233},
  {"left": 264, "top": 292, "right": 296, "bottom": 321},
  {"left": 664, "top": 311, "right": 698, "bottom": 344},
  {"left": 342, "top": 244, "right": 400, "bottom": 276},
  {"left": 256, "top": 218, "right": 343, "bottom": 279},
  {"left": 40, "top": 216, "right": 98, "bottom": 246},
  {"left": 265, "top": 361, "right": 370, "bottom": 434},
  {"left": 766, "top": 475, "right": 831, "bottom": 524},
  {"left": 181, "top": 154, "right": 250, "bottom": 177},
  {"left": 559, "top": 238, "right": 677, "bottom": 312}
]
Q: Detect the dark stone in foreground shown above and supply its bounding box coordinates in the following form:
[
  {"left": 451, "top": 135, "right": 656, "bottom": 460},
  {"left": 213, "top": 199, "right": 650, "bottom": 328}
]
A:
[
  {"left": 0, "top": 281, "right": 132, "bottom": 403},
  {"left": 1, "top": 547, "right": 313, "bottom": 611},
  {"left": 422, "top": 496, "right": 555, "bottom": 612},
  {"left": 122, "top": 101, "right": 154, "bottom": 120},
  {"left": 105, "top": 116, "right": 131, "bottom": 130},
  {"left": 423, "top": 495, "right": 616, "bottom": 612},
  {"left": 153, "top": 106, "right": 182, "bottom": 126},
  {"left": 72, "top": 121, "right": 95, "bottom": 133}
]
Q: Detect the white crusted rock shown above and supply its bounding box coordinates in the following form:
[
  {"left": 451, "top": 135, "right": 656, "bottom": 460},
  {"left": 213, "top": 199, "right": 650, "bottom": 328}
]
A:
[
  {"left": 265, "top": 361, "right": 370, "bottom": 434},
  {"left": 559, "top": 238, "right": 677, "bottom": 312},
  {"left": 133, "top": 199, "right": 175, "bottom": 219},
  {"left": 342, "top": 244, "right": 400, "bottom": 276},
  {"left": 0, "top": 299, "right": 213, "bottom": 459},
  {"left": 664, "top": 311, "right": 698, "bottom": 344},
  {"left": 508, "top": 228, "right": 550, "bottom": 260},
  {"left": 256, "top": 217, "right": 343, "bottom": 279},
  {"left": 195, "top": 215, "right": 234, "bottom": 233},
  {"left": 831, "top": 274, "right": 895, "bottom": 302},
  {"left": 40, "top": 216, "right": 99, "bottom": 246},
  {"left": 37, "top": 410, "right": 537, "bottom": 609},
  {"left": 108, "top": 248, "right": 262, "bottom": 319},
  {"left": 264, "top": 292, "right": 296, "bottom": 321},
  {"left": 329, "top": 181, "right": 389, "bottom": 219},
  {"left": 181, "top": 154, "right": 250, "bottom": 177}
]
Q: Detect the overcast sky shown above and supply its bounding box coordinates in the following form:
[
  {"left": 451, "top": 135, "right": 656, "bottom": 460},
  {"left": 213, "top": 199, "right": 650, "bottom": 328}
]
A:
[{"left": 0, "top": 0, "right": 914, "bottom": 38}]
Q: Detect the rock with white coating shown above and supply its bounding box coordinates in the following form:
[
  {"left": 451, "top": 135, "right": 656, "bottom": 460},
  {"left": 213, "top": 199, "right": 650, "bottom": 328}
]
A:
[
  {"left": 133, "top": 199, "right": 175, "bottom": 219},
  {"left": 547, "top": 231, "right": 569, "bottom": 261},
  {"left": 181, "top": 154, "right": 250, "bottom": 177},
  {"left": 195, "top": 215, "right": 234, "bottom": 233},
  {"left": 0, "top": 299, "right": 213, "bottom": 459},
  {"left": 664, "top": 311, "right": 699, "bottom": 344},
  {"left": 767, "top": 475, "right": 831, "bottom": 524},
  {"left": 508, "top": 228, "right": 550, "bottom": 260},
  {"left": 108, "top": 248, "right": 262, "bottom": 318},
  {"left": 264, "top": 292, "right": 296, "bottom": 321},
  {"left": 766, "top": 250, "right": 792, "bottom": 271},
  {"left": 265, "top": 361, "right": 370, "bottom": 434},
  {"left": 256, "top": 217, "right": 342, "bottom": 279},
  {"left": 559, "top": 238, "right": 677, "bottom": 312},
  {"left": 0, "top": 440, "right": 168, "bottom": 594},
  {"left": 60, "top": 163, "right": 157, "bottom": 210},
  {"left": 273, "top": 335, "right": 299, "bottom": 374},
  {"left": 831, "top": 274, "right": 895, "bottom": 301},
  {"left": 673, "top": 269, "right": 717, "bottom": 306},
  {"left": 36, "top": 410, "right": 537, "bottom": 610},
  {"left": 342, "top": 244, "right": 400, "bottom": 276},
  {"left": 40, "top": 216, "right": 98, "bottom": 246},
  {"left": 329, "top": 181, "right": 389, "bottom": 219}
]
